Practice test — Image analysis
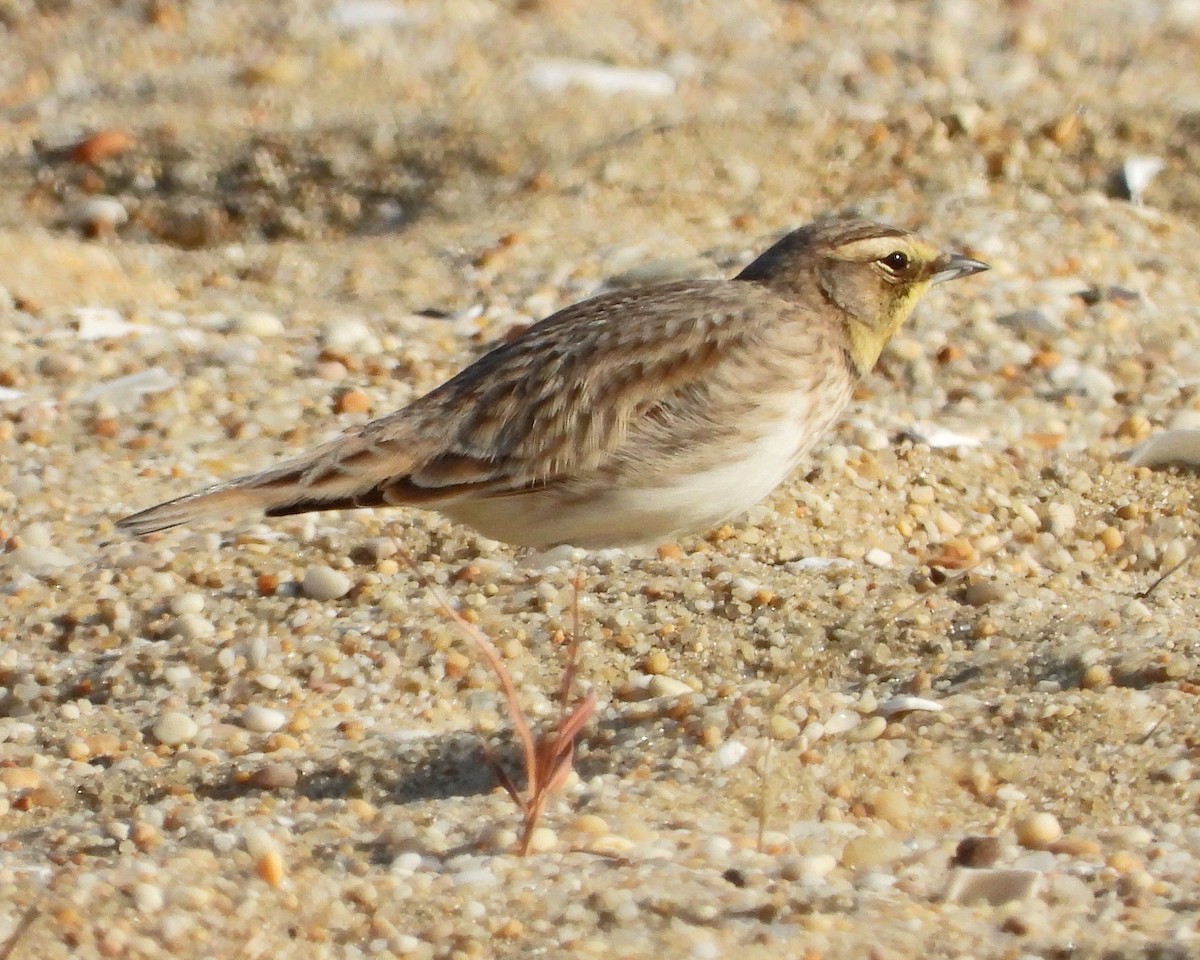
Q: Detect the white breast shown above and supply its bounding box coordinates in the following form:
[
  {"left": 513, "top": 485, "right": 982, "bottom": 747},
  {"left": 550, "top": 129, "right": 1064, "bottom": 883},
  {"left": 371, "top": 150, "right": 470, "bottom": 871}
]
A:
[{"left": 443, "top": 386, "right": 849, "bottom": 550}]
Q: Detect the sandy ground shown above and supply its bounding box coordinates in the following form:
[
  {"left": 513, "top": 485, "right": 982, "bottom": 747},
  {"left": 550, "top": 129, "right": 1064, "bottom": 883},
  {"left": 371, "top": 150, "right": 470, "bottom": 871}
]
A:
[{"left": 3, "top": 1, "right": 1200, "bottom": 957}]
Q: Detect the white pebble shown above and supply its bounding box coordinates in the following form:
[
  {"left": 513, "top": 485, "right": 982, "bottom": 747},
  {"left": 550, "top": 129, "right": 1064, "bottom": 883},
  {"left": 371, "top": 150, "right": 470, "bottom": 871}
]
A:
[
  {"left": 75, "top": 196, "right": 128, "bottom": 229},
  {"left": 646, "top": 675, "right": 692, "bottom": 698},
  {"left": 241, "top": 705, "right": 287, "bottom": 734},
  {"left": 525, "top": 827, "right": 557, "bottom": 853},
  {"left": 713, "top": 740, "right": 748, "bottom": 770},
  {"left": 153, "top": 711, "right": 198, "bottom": 746},
  {"left": 133, "top": 883, "right": 164, "bottom": 914},
  {"left": 730, "top": 577, "right": 764, "bottom": 602},
  {"left": 321, "top": 317, "right": 378, "bottom": 352},
  {"left": 302, "top": 565, "right": 352, "bottom": 601},
  {"left": 864, "top": 548, "right": 892, "bottom": 567},
  {"left": 452, "top": 868, "right": 499, "bottom": 889},
  {"left": 849, "top": 715, "right": 887, "bottom": 741},
  {"left": 391, "top": 852, "right": 423, "bottom": 875},
  {"left": 823, "top": 709, "right": 861, "bottom": 736},
  {"left": 20, "top": 522, "right": 52, "bottom": 548},
  {"left": 1045, "top": 502, "right": 1077, "bottom": 536},
  {"left": 797, "top": 853, "right": 838, "bottom": 879},
  {"left": 856, "top": 427, "right": 890, "bottom": 451},
  {"left": 163, "top": 665, "right": 193, "bottom": 687},
  {"left": 169, "top": 593, "right": 206, "bottom": 616},
  {"left": 172, "top": 614, "right": 215, "bottom": 641},
  {"left": 234, "top": 312, "right": 285, "bottom": 337}
]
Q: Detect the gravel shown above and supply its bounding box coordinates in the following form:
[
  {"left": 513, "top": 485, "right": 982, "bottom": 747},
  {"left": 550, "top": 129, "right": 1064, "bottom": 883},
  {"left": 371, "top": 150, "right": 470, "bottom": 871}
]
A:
[{"left": 3, "top": 1, "right": 1200, "bottom": 958}]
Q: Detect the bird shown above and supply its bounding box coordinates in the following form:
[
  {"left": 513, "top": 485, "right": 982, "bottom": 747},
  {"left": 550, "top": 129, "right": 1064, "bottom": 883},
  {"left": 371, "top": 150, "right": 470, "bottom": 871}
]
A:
[{"left": 116, "top": 217, "right": 987, "bottom": 550}]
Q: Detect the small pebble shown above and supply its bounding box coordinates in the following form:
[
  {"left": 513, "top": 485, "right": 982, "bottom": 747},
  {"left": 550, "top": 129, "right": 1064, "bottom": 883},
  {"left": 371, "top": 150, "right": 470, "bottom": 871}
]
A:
[
  {"left": 713, "top": 740, "right": 748, "bottom": 770},
  {"left": 72, "top": 129, "right": 135, "bottom": 164},
  {"left": 962, "top": 581, "right": 1005, "bottom": 607},
  {"left": 953, "top": 835, "right": 1002, "bottom": 868},
  {"left": 250, "top": 763, "right": 298, "bottom": 790},
  {"left": 257, "top": 849, "right": 285, "bottom": 887},
  {"left": 334, "top": 389, "right": 372, "bottom": 414},
  {"left": 133, "top": 883, "right": 165, "bottom": 914},
  {"left": 642, "top": 650, "right": 670, "bottom": 675},
  {"left": 169, "top": 593, "right": 206, "bottom": 616},
  {"left": 153, "top": 712, "right": 199, "bottom": 746},
  {"left": 848, "top": 716, "right": 887, "bottom": 741},
  {"left": 1015, "top": 812, "right": 1063, "bottom": 849},
  {"left": 302, "top": 565, "right": 352, "bottom": 601},
  {"left": 769, "top": 713, "right": 801, "bottom": 739},
  {"left": 75, "top": 196, "right": 128, "bottom": 232},
  {"left": 840, "top": 835, "right": 906, "bottom": 870},
  {"left": 525, "top": 827, "right": 557, "bottom": 853},
  {"left": 646, "top": 675, "right": 692, "bottom": 698},
  {"left": 824, "top": 710, "right": 860, "bottom": 736},
  {"left": 794, "top": 853, "right": 838, "bottom": 880},
  {"left": 869, "top": 788, "right": 910, "bottom": 828},
  {"left": 172, "top": 614, "right": 215, "bottom": 641},
  {"left": 234, "top": 312, "right": 285, "bottom": 337},
  {"left": 0, "top": 767, "right": 42, "bottom": 791},
  {"left": 241, "top": 705, "right": 287, "bottom": 733}
]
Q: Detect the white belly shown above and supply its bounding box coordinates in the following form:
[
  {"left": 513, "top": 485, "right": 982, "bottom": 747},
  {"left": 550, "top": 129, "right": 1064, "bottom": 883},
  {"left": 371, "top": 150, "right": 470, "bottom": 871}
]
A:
[{"left": 442, "top": 395, "right": 839, "bottom": 549}]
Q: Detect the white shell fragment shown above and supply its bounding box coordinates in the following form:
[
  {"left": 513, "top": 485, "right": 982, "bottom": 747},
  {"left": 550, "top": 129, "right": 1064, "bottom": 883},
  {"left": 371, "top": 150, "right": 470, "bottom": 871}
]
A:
[
  {"left": 876, "top": 696, "right": 945, "bottom": 718},
  {"left": 527, "top": 59, "right": 676, "bottom": 97},
  {"left": 1122, "top": 155, "right": 1164, "bottom": 206},
  {"left": 0, "top": 386, "right": 26, "bottom": 402},
  {"left": 903, "top": 422, "right": 984, "bottom": 449},
  {"left": 72, "top": 307, "right": 145, "bottom": 340},
  {"left": 81, "top": 367, "right": 178, "bottom": 407},
  {"left": 1127, "top": 429, "right": 1200, "bottom": 469},
  {"left": 782, "top": 557, "right": 856, "bottom": 573}
]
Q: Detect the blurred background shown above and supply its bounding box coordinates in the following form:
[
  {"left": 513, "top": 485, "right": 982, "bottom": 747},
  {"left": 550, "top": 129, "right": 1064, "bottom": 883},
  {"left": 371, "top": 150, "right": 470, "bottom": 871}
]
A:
[{"left": 3, "top": 0, "right": 1197, "bottom": 294}]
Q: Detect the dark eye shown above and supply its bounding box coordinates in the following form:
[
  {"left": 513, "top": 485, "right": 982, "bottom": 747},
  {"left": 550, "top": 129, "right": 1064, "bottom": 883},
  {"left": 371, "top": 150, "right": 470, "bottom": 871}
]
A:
[{"left": 880, "top": 251, "right": 910, "bottom": 272}]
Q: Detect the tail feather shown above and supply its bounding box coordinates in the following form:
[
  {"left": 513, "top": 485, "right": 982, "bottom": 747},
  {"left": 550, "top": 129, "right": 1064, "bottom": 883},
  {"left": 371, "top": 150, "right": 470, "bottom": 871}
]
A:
[
  {"left": 115, "top": 484, "right": 287, "bottom": 536},
  {"left": 116, "top": 432, "right": 423, "bottom": 536}
]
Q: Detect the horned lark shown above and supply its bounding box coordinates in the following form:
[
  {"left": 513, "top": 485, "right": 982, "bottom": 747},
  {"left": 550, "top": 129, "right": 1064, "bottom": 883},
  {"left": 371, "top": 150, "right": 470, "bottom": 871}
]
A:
[{"left": 117, "top": 218, "right": 986, "bottom": 549}]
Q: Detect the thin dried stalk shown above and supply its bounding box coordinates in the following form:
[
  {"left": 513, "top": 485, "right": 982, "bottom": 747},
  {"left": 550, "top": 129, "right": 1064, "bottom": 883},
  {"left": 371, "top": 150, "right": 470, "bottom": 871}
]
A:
[
  {"left": 750, "top": 678, "right": 806, "bottom": 853},
  {"left": 1138, "top": 540, "right": 1199, "bottom": 598},
  {"left": 402, "top": 545, "right": 596, "bottom": 854}
]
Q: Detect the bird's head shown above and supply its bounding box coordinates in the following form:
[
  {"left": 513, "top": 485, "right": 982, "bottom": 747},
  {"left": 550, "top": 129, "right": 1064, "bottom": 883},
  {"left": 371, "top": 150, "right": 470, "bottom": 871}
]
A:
[{"left": 737, "top": 218, "right": 988, "bottom": 375}]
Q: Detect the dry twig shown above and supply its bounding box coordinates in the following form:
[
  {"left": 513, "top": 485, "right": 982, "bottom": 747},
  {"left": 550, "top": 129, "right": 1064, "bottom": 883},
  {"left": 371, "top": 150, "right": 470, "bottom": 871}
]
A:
[{"left": 401, "top": 546, "right": 596, "bottom": 855}]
